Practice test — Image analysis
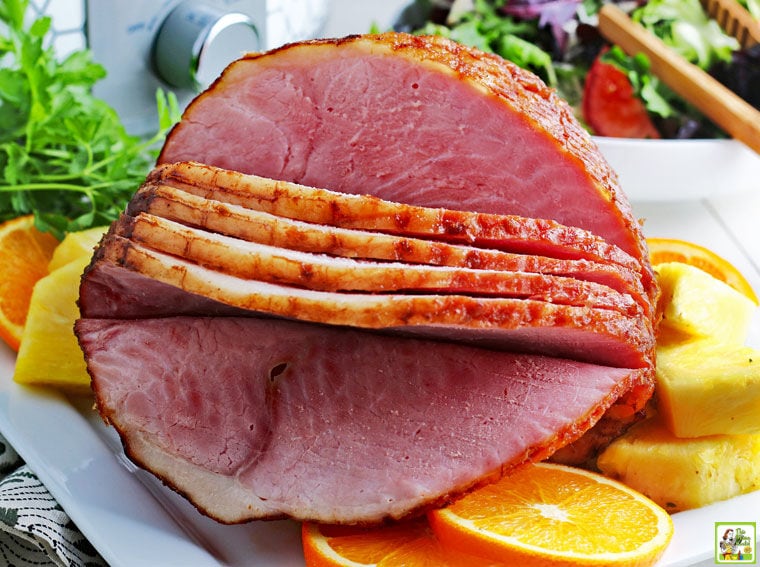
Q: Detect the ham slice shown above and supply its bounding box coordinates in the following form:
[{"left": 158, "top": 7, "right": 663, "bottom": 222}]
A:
[
  {"left": 77, "top": 316, "right": 647, "bottom": 524},
  {"left": 129, "top": 180, "right": 649, "bottom": 309},
  {"left": 82, "top": 232, "right": 653, "bottom": 369},
  {"left": 116, "top": 212, "right": 643, "bottom": 316},
  {"left": 157, "top": 33, "right": 653, "bottom": 295},
  {"left": 149, "top": 162, "right": 647, "bottom": 285}
]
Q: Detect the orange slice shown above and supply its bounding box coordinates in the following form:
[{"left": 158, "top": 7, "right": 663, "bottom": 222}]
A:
[
  {"left": 428, "top": 462, "right": 674, "bottom": 567},
  {"left": 0, "top": 215, "right": 59, "bottom": 351},
  {"left": 647, "top": 237, "right": 758, "bottom": 304},
  {"left": 302, "top": 519, "right": 496, "bottom": 566}
]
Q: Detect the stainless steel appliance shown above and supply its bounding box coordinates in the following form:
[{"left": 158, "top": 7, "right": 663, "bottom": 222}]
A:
[{"left": 32, "top": 0, "right": 329, "bottom": 134}]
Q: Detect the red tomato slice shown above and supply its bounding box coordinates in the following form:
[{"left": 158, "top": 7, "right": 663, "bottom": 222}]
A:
[{"left": 582, "top": 55, "right": 661, "bottom": 139}]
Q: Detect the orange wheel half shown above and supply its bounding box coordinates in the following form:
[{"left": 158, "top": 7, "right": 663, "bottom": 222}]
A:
[{"left": 428, "top": 462, "right": 673, "bottom": 567}]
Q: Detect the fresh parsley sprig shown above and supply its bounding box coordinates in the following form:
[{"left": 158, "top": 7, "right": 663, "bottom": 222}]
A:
[{"left": 0, "top": 0, "right": 180, "bottom": 239}]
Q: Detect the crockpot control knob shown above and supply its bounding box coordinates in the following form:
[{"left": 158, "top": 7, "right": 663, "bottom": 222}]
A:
[{"left": 153, "top": 0, "right": 260, "bottom": 90}]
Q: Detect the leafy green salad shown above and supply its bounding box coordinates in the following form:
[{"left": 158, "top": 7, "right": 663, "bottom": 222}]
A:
[{"left": 400, "top": 0, "right": 760, "bottom": 140}]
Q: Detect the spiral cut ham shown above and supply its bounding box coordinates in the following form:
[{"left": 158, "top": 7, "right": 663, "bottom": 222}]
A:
[
  {"left": 76, "top": 32, "right": 658, "bottom": 526},
  {"left": 148, "top": 162, "right": 645, "bottom": 279},
  {"left": 128, "top": 179, "right": 650, "bottom": 308},
  {"left": 117, "top": 214, "right": 644, "bottom": 316}
]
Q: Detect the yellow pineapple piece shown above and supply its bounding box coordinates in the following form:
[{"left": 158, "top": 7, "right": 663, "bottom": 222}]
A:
[
  {"left": 13, "top": 254, "right": 91, "bottom": 394},
  {"left": 656, "top": 339, "right": 760, "bottom": 437},
  {"left": 656, "top": 262, "right": 756, "bottom": 345},
  {"left": 47, "top": 225, "right": 107, "bottom": 272},
  {"left": 597, "top": 416, "right": 760, "bottom": 513}
]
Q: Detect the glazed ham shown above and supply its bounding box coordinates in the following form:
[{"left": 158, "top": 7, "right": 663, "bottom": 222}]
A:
[
  {"left": 149, "top": 162, "right": 648, "bottom": 286},
  {"left": 118, "top": 213, "right": 644, "bottom": 315},
  {"left": 129, "top": 180, "right": 650, "bottom": 307},
  {"left": 77, "top": 32, "right": 659, "bottom": 526},
  {"left": 77, "top": 316, "right": 648, "bottom": 524}
]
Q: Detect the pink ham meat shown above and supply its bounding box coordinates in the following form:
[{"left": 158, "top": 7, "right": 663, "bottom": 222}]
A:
[
  {"left": 82, "top": 232, "right": 653, "bottom": 369},
  {"left": 77, "top": 316, "right": 647, "bottom": 524},
  {"left": 116, "top": 212, "right": 643, "bottom": 316},
  {"left": 128, "top": 180, "right": 649, "bottom": 308},
  {"left": 157, "top": 33, "right": 653, "bottom": 297}
]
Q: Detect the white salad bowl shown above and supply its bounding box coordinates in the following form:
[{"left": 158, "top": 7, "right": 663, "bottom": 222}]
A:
[{"left": 594, "top": 137, "right": 760, "bottom": 202}]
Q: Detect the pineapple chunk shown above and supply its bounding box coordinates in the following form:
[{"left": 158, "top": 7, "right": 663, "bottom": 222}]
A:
[
  {"left": 13, "top": 255, "right": 91, "bottom": 394},
  {"left": 656, "top": 262, "right": 756, "bottom": 345},
  {"left": 47, "top": 225, "right": 106, "bottom": 272},
  {"left": 656, "top": 339, "right": 760, "bottom": 437},
  {"left": 597, "top": 416, "right": 760, "bottom": 513}
]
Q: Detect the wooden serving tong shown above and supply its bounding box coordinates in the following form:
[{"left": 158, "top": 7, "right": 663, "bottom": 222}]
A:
[
  {"left": 598, "top": 3, "right": 760, "bottom": 156},
  {"left": 700, "top": 0, "right": 760, "bottom": 49}
]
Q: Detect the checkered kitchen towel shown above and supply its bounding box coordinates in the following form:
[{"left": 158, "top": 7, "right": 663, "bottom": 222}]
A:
[{"left": 0, "top": 434, "right": 106, "bottom": 567}]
